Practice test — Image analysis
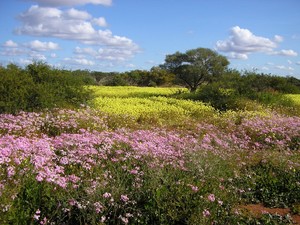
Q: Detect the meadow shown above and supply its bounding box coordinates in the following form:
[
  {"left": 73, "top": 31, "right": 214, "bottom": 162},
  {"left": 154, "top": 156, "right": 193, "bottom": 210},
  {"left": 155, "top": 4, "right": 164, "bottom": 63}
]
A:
[{"left": 1, "top": 86, "right": 300, "bottom": 224}]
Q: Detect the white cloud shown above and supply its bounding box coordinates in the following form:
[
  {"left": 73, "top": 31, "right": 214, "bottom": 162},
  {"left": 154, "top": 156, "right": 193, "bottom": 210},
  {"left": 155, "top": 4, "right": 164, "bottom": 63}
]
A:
[
  {"left": 96, "top": 47, "right": 137, "bottom": 61},
  {"left": 3, "top": 40, "right": 18, "bottom": 47},
  {"left": 29, "top": 52, "right": 47, "bottom": 60},
  {"left": 296, "top": 61, "right": 300, "bottom": 65},
  {"left": 262, "top": 66, "right": 269, "bottom": 71},
  {"left": 25, "top": 0, "right": 112, "bottom": 7},
  {"left": 64, "top": 57, "right": 95, "bottom": 66},
  {"left": 65, "top": 8, "right": 91, "bottom": 20},
  {"left": 216, "top": 26, "right": 297, "bottom": 60},
  {"left": 50, "top": 53, "right": 57, "bottom": 58},
  {"left": 27, "top": 40, "right": 59, "bottom": 51},
  {"left": 74, "top": 46, "right": 98, "bottom": 56},
  {"left": 19, "top": 58, "right": 33, "bottom": 65},
  {"left": 16, "top": 6, "right": 95, "bottom": 38},
  {"left": 275, "top": 65, "right": 294, "bottom": 71},
  {"left": 227, "top": 52, "right": 248, "bottom": 60},
  {"left": 1, "top": 39, "right": 58, "bottom": 60},
  {"left": 274, "top": 35, "right": 283, "bottom": 43},
  {"left": 216, "top": 26, "right": 277, "bottom": 54},
  {"left": 15, "top": 5, "right": 139, "bottom": 59},
  {"left": 272, "top": 49, "right": 298, "bottom": 56},
  {"left": 92, "top": 17, "right": 107, "bottom": 27},
  {"left": 125, "top": 63, "right": 136, "bottom": 68},
  {"left": 1, "top": 47, "right": 25, "bottom": 56},
  {"left": 287, "top": 60, "right": 292, "bottom": 65},
  {"left": 74, "top": 46, "right": 139, "bottom": 62}
]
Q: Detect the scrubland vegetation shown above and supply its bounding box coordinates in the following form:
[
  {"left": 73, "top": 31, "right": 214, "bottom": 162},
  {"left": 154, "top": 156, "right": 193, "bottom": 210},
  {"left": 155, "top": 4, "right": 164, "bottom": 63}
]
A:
[{"left": 0, "top": 60, "right": 300, "bottom": 224}]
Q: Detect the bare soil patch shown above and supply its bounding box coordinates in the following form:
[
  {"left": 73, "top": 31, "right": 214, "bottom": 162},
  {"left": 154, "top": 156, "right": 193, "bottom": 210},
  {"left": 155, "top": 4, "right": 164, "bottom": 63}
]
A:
[{"left": 240, "top": 204, "right": 300, "bottom": 224}]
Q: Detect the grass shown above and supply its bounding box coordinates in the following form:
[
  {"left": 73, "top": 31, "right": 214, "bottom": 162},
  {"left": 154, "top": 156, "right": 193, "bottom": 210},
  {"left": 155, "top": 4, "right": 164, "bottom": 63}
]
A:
[{"left": 0, "top": 86, "right": 300, "bottom": 224}]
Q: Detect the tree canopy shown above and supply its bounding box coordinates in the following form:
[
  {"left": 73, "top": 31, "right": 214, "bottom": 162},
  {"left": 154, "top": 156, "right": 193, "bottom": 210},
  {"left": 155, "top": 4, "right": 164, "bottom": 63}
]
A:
[{"left": 161, "top": 48, "right": 229, "bottom": 92}]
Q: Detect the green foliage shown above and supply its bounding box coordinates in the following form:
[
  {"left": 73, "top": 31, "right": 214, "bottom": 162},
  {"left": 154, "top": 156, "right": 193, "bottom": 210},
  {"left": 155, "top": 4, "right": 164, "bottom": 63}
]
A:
[
  {"left": 161, "top": 48, "right": 229, "bottom": 92},
  {"left": 235, "top": 161, "right": 300, "bottom": 208},
  {"left": 0, "top": 64, "right": 35, "bottom": 114},
  {"left": 195, "top": 84, "right": 239, "bottom": 111},
  {"left": 236, "top": 214, "right": 294, "bottom": 225},
  {"left": 0, "top": 62, "right": 92, "bottom": 113},
  {"left": 173, "top": 69, "right": 300, "bottom": 112}
]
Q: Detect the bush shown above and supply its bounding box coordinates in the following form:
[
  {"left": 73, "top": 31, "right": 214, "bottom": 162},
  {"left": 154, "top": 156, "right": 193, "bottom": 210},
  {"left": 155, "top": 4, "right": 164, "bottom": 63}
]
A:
[
  {"left": 176, "top": 83, "right": 239, "bottom": 111},
  {"left": 0, "top": 62, "right": 92, "bottom": 114},
  {"left": 0, "top": 64, "right": 35, "bottom": 113},
  {"left": 234, "top": 161, "right": 300, "bottom": 208}
]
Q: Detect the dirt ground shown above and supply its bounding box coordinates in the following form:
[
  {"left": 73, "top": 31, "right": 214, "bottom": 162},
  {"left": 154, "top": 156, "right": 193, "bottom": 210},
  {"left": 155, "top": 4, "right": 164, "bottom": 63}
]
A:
[{"left": 240, "top": 204, "right": 300, "bottom": 224}]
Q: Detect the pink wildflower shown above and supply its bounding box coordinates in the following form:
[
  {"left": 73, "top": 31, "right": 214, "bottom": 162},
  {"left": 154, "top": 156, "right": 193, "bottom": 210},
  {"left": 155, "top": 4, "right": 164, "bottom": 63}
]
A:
[
  {"left": 103, "top": 192, "right": 112, "bottom": 198},
  {"left": 120, "top": 216, "right": 129, "bottom": 224},
  {"left": 207, "top": 194, "right": 215, "bottom": 202},
  {"left": 33, "top": 209, "right": 41, "bottom": 220},
  {"left": 130, "top": 169, "right": 138, "bottom": 175},
  {"left": 203, "top": 209, "right": 210, "bottom": 217},
  {"left": 94, "top": 202, "right": 103, "bottom": 213},
  {"left": 120, "top": 194, "right": 129, "bottom": 202}
]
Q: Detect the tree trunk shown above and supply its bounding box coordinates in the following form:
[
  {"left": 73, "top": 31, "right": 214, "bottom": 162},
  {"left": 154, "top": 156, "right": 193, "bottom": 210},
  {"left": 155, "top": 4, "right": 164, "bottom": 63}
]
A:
[{"left": 190, "top": 86, "right": 197, "bottom": 93}]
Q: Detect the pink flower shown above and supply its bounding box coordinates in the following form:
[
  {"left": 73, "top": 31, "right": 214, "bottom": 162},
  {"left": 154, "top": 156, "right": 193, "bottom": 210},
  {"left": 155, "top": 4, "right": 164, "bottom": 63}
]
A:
[
  {"left": 187, "top": 184, "right": 199, "bottom": 192},
  {"left": 207, "top": 194, "right": 215, "bottom": 202},
  {"left": 120, "top": 194, "right": 129, "bottom": 202},
  {"left": 203, "top": 209, "right": 210, "bottom": 217},
  {"left": 130, "top": 169, "right": 138, "bottom": 175},
  {"left": 103, "top": 192, "right": 111, "bottom": 198},
  {"left": 120, "top": 216, "right": 129, "bottom": 224},
  {"left": 33, "top": 209, "right": 41, "bottom": 220},
  {"left": 94, "top": 202, "right": 103, "bottom": 213},
  {"left": 40, "top": 217, "right": 48, "bottom": 225}
]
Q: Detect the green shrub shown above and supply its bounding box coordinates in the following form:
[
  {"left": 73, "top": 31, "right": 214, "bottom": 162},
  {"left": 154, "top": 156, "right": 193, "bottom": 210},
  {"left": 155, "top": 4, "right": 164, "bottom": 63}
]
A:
[
  {"left": 234, "top": 161, "right": 300, "bottom": 208},
  {"left": 0, "top": 64, "right": 35, "bottom": 113},
  {"left": 0, "top": 62, "right": 92, "bottom": 114},
  {"left": 176, "top": 83, "right": 239, "bottom": 111}
]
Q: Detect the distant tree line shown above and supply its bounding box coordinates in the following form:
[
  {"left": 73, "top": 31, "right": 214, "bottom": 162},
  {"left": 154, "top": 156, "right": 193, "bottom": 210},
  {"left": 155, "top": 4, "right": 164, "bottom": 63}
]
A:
[{"left": 1, "top": 47, "right": 300, "bottom": 113}]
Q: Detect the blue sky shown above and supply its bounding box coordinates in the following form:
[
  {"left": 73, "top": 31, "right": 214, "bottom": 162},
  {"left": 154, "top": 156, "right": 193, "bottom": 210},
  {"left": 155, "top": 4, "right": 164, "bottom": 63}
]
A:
[{"left": 1, "top": 0, "right": 300, "bottom": 78}]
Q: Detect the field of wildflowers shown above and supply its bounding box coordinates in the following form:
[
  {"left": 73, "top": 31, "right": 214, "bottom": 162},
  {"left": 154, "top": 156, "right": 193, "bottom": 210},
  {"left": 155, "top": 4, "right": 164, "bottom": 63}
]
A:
[{"left": 1, "top": 86, "right": 300, "bottom": 224}]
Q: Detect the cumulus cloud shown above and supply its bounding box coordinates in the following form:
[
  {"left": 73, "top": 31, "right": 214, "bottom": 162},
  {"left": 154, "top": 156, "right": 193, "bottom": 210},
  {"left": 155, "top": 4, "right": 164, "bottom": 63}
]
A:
[
  {"left": 216, "top": 26, "right": 277, "bottom": 54},
  {"left": 27, "top": 40, "right": 59, "bottom": 51},
  {"left": 29, "top": 52, "right": 47, "bottom": 60},
  {"left": 65, "top": 8, "right": 91, "bottom": 20},
  {"left": 74, "top": 46, "right": 139, "bottom": 62},
  {"left": 92, "top": 17, "right": 107, "bottom": 27},
  {"left": 24, "top": 0, "right": 112, "bottom": 7},
  {"left": 3, "top": 40, "right": 18, "bottom": 47},
  {"left": 1, "top": 47, "right": 25, "bottom": 56},
  {"left": 227, "top": 52, "right": 248, "bottom": 60},
  {"left": 15, "top": 5, "right": 139, "bottom": 55},
  {"left": 19, "top": 58, "right": 33, "bottom": 65},
  {"left": 125, "top": 63, "right": 136, "bottom": 68},
  {"left": 64, "top": 57, "right": 95, "bottom": 66},
  {"left": 74, "top": 46, "right": 97, "bottom": 56},
  {"left": 272, "top": 49, "right": 298, "bottom": 56},
  {"left": 275, "top": 65, "right": 294, "bottom": 71},
  {"left": 274, "top": 35, "right": 283, "bottom": 43},
  {"left": 216, "top": 26, "right": 297, "bottom": 59},
  {"left": 96, "top": 47, "right": 136, "bottom": 61},
  {"left": 1, "top": 39, "right": 58, "bottom": 61}
]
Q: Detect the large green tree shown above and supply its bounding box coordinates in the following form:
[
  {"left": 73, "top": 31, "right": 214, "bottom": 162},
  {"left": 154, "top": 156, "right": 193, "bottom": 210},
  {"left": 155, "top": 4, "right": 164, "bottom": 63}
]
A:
[{"left": 161, "top": 48, "right": 229, "bottom": 92}]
